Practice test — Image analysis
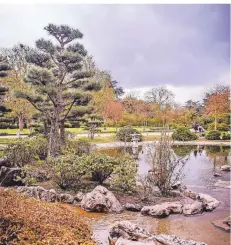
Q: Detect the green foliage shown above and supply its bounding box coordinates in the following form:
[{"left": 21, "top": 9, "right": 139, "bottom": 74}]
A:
[
  {"left": 88, "top": 152, "right": 117, "bottom": 184},
  {"left": 61, "top": 138, "right": 93, "bottom": 156},
  {"left": 172, "top": 145, "right": 196, "bottom": 157},
  {"left": 4, "top": 136, "right": 48, "bottom": 167},
  {"left": 48, "top": 154, "right": 88, "bottom": 189},
  {"left": 222, "top": 132, "right": 230, "bottom": 140},
  {"left": 205, "top": 130, "right": 221, "bottom": 140},
  {"left": 116, "top": 125, "right": 141, "bottom": 142},
  {"left": 109, "top": 154, "right": 137, "bottom": 193},
  {"left": 172, "top": 126, "right": 197, "bottom": 141},
  {"left": 217, "top": 123, "right": 230, "bottom": 132}
]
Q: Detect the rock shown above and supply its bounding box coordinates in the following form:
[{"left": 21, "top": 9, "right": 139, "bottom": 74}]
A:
[
  {"left": 214, "top": 180, "right": 231, "bottom": 189},
  {"left": 0, "top": 166, "right": 23, "bottom": 186},
  {"left": 151, "top": 186, "right": 162, "bottom": 196},
  {"left": 75, "top": 192, "right": 84, "bottom": 201},
  {"left": 171, "top": 181, "right": 182, "bottom": 189},
  {"left": 212, "top": 216, "right": 231, "bottom": 232},
  {"left": 213, "top": 172, "right": 222, "bottom": 177},
  {"left": 220, "top": 165, "right": 231, "bottom": 171},
  {"left": 196, "top": 193, "right": 220, "bottom": 211},
  {"left": 124, "top": 203, "right": 143, "bottom": 212},
  {"left": 59, "top": 193, "right": 74, "bottom": 204},
  {"left": 109, "top": 220, "right": 150, "bottom": 243},
  {"left": 109, "top": 221, "right": 207, "bottom": 245},
  {"left": 151, "top": 234, "right": 207, "bottom": 245},
  {"left": 169, "top": 190, "right": 183, "bottom": 197},
  {"left": 115, "top": 237, "right": 154, "bottom": 245},
  {"left": 182, "top": 201, "right": 203, "bottom": 215},
  {"left": 141, "top": 202, "right": 182, "bottom": 218},
  {"left": 183, "top": 189, "right": 197, "bottom": 200},
  {"left": 81, "top": 185, "right": 123, "bottom": 213}
]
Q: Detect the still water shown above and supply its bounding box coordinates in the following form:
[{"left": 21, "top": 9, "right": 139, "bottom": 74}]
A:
[{"left": 92, "top": 145, "right": 230, "bottom": 245}]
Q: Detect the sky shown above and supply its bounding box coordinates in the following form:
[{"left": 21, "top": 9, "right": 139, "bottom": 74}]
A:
[{"left": 0, "top": 4, "right": 230, "bottom": 104}]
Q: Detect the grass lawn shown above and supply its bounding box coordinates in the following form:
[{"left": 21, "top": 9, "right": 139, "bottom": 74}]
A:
[{"left": 0, "top": 128, "right": 30, "bottom": 135}]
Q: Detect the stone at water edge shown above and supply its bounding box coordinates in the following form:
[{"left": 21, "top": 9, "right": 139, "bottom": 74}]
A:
[
  {"left": 109, "top": 221, "right": 208, "bottom": 245},
  {"left": 213, "top": 172, "right": 222, "bottom": 177},
  {"left": 151, "top": 234, "right": 208, "bottom": 245},
  {"left": 183, "top": 189, "right": 197, "bottom": 200},
  {"left": 81, "top": 185, "right": 123, "bottom": 213},
  {"left": 220, "top": 165, "right": 231, "bottom": 171},
  {"left": 196, "top": 193, "right": 220, "bottom": 211},
  {"left": 182, "top": 201, "right": 203, "bottom": 216},
  {"left": 109, "top": 220, "right": 150, "bottom": 243},
  {"left": 141, "top": 202, "right": 183, "bottom": 218},
  {"left": 124, "top": 203, "right": 143, "bottom": 212},
  {"left": 212, "top": 216, "right": 231, "bottom": 232},
  {"left": 214, "top": 180, "right": 231, "bottom": 189}
]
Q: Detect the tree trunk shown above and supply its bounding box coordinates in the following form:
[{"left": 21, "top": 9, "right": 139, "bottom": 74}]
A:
[
  {"left": 48, "top": 117, "right": 60, "bottom": 157},
  {"left": 60, "top": 120, "right": 65, "bottom": 146},
  {"left": 214, "top": 113, "right": 217, "bottom": 130},
  {"left": 18, "top": 116, "right": 24, "bottom": 131}
]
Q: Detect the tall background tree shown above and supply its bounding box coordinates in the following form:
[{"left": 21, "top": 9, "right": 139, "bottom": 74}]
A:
[{"left": 18, "top": 24, "right": 99, "bottom": 156}]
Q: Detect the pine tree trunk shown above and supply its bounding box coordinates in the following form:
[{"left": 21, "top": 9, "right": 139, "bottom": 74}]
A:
[
  {"left": 60, "top": 120, "right": 65, "bottom": 146},
  {"left": 19, "top": 116, "right": 23, "bottom": 131},
  {"left": 48, "top": 117, "right": 60, "bottom": 157}
]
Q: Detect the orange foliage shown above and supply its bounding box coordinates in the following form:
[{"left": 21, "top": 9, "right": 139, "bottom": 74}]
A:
[
  {"left": 0, "top": 189, "right": 96, "bottom": 245},
  {"left": 102, "top": 100, "right": 124, "bottom": 125}
]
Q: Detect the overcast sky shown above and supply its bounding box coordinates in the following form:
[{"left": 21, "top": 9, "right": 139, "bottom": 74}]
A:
[{"left": 0, "top": 4, "right": 230, "bottom": 103}]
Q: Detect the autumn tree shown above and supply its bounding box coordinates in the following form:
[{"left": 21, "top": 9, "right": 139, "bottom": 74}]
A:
[
  {"left": 204, "top": 85, "right": 230, "bottom": 130},
  {"left": 102, "top": 100, "right": 124, "bottom": 129},
  {"left": 17, "top": 24, "right": 98, "bottom": 157}
]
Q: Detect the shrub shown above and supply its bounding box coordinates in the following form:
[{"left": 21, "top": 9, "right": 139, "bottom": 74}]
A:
[
  {"left": 88, "top": 152, "right": 117, "bottom": 184},
  {"left": 0, "top": 189, "right": 96, "bottom": 245},
  {"left": 172, "top": 126, "right": 197, "bottom": 141},
  {"left": 205, "top": 130, "right": 221, "bottom": 140},
  {"left": 4, "top": 136, "right": 48, "bottom": 167},
  {"left": 116, "top": 126, "right": 141, "bottom": 142},
  {"left": 62, "top": 138, "right": 93, "bottom": 156},
  {"left": 217, "top": 123, "right": 229, "bottom": 132},
  {"left": 109, "top": 154, "right": 137, "bottom": 193},
  {"left": 48, "top": 154, "right": 88, "bottom": 189},
  {"left": 0, "top": 132, "right": 8, "bottom": 136},
  {"left": 222, "top": 132, "right": 230, "bottom": 140}
]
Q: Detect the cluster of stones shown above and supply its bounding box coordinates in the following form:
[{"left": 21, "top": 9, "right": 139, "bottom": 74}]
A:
[{"left": 108, "top": 220, "right": 208, "bottom": 245}]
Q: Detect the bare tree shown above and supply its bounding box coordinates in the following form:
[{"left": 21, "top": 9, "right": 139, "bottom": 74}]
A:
[{"left": 143, "top": 132, "right": 188, "bottom": 196}]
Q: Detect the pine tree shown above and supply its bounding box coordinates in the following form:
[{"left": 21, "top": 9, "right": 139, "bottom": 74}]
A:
[{"left": 18, "top": 24, "right": 99, "bottom": 157}]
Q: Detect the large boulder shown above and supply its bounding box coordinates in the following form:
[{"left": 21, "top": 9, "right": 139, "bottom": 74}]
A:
[
  {"left": 196, "top": 193, "right": 220, "bottom": 211},
  {"left": 109, "top": 221, "right": 207, "bottom": 245},
  {"left": 212, "top": 216, "right": 231, "bottom": 232},
  {"left": 141, "top": 202, "right": 182, "bottom": 218},
  {"left": 0, "top": 166, "right": 23, "bottom": 186},
  {"left": 109, "top": 220, "right": 150, "bottom": 244},
  {"left": 182, "top": 201, "right": 203, "bottom": 215},
  {"left": 220, "top": 165, "right": 231, "bottom": 171},
  {"left": 81, "top": 185, "right": 123, "bottom": 213}
]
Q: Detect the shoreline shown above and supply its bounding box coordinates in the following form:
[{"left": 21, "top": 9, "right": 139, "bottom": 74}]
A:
[{"left": 95, "top": 140, "right": 231, "bottom": 149}]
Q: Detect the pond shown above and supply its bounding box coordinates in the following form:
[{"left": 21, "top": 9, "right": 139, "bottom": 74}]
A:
[{"left": 91, "top": 144, "right": 230, "bottom": 245}]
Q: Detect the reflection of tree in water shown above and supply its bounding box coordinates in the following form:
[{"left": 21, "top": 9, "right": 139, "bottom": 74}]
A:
[
  {"left": 97, "top": 146, "right": 142, "bottom": 158},
  {"left": 205, "top": 146, "right": 230, "bottom": 167},
  {"left": 156, "top": 218, "right": 170, "bottom": 234},
  {"left": 172, "top": 145, "right": 197, "bottom": 158}
]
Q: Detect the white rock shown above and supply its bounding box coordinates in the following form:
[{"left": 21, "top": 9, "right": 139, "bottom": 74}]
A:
[
  {"left": 220, "top": 165, "right": 231, "bottom": 171},
  {"left": 182, "top": 201, "right": 203, "bottom": 215},
  {"left": 196, "top": 193, "right": 220, "bottom": 211}
]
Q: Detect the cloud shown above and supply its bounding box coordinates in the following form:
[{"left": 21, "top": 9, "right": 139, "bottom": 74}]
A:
[{"left": 0, "top": 4, "right": 229, "bottom": 102}]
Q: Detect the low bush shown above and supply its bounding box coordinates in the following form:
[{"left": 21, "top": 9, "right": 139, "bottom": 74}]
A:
[
  {"left": 48, "top": 154, "right": 88, "bottom": 189},
  {"left": 4, "top": 136, "right": 48, "bottom": 167},
  {"left": 109, "top": 154, "right": 137, "bottom": 193},
  {"left": 222, "top": 132, "right": 230, "bottom": 140},
  {"left": 116, "top": 126, "right": 141, "bottom": 142},
  {"left": 172, "top": 126, "right": 197, "bottom": 141},
  {"left": 0, "top": 189, "right": 96, "bottom": 245},
  {"left": 205, "top": 130, "right": 221, "bottom": 140},
  {"left": 88, "top": 152, "right": 117, "bottom": 184},
  {"left": 0, "top": 132, "right": 8, "bottom": 136},
  {"left": 208, "top": 123, "right": 229, "bottom": 132}
]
